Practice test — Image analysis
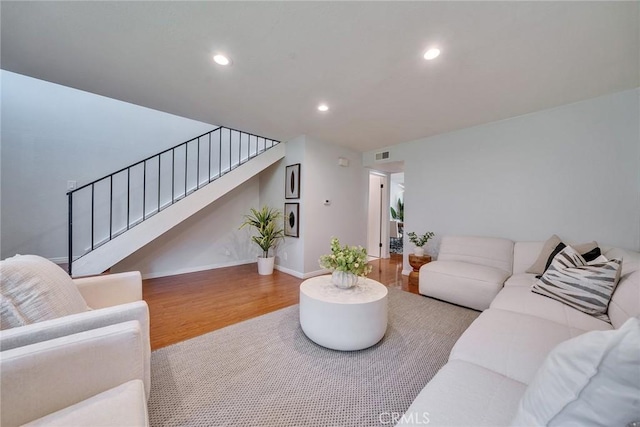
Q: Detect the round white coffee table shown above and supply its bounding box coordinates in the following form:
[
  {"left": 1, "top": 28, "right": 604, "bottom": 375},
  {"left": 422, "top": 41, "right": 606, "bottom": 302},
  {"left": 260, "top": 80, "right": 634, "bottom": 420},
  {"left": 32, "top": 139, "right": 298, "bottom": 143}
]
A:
[{"left": 299, "top": 275, "right": 388, "bottom": 351}]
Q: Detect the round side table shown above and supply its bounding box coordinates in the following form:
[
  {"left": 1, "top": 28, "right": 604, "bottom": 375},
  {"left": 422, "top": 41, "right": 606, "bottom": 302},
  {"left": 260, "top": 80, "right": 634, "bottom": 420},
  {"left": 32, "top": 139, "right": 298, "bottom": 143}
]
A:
[
  {"left": 299, "top": 275, "right": 388, "bottom": 351},
  {"left": 408, "top": 254, "right": 432, "bottom": 288}
]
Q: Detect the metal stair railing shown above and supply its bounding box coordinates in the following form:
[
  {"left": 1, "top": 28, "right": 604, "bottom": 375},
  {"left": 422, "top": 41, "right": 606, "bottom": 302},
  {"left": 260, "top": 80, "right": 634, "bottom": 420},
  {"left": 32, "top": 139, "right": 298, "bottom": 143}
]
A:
[{"left": 67, "top": 126, "right": 280, "bottom": 275}]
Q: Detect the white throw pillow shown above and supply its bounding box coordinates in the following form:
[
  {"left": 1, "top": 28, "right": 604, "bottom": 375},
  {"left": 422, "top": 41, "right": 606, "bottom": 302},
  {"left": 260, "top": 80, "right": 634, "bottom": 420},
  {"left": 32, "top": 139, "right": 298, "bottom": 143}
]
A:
[
  {"left": 511, "top": 317, "right": 640, "bottom": 426},
  {"left": 0, "top": 255, "right": 88, "bottom": 329}
]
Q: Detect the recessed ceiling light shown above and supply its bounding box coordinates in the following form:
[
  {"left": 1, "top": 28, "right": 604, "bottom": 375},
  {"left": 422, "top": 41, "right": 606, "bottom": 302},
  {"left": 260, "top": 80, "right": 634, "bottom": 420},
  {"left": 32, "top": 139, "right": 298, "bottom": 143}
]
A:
[
  {"left": 213, "top": 54, "right": 231, "bottom": 66},
  {"left": 317, "top": 104, "right": 329, "bottom": 112},
  {"left": 423, "top": 48, "right": 441, "bottom": 60}
]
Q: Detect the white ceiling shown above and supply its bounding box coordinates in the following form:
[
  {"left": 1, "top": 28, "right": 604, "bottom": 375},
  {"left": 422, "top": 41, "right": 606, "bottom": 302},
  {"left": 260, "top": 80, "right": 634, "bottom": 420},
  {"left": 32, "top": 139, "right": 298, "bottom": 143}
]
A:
[{"left": 2, "top": 1, "right": 638, "bottom": 152}]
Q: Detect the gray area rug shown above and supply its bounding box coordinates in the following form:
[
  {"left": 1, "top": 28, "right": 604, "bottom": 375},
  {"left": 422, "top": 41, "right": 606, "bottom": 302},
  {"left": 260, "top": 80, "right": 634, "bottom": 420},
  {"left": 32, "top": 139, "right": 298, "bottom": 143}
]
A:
[{"left": 148, "top": 289, "right": 479, "bottom": 426}]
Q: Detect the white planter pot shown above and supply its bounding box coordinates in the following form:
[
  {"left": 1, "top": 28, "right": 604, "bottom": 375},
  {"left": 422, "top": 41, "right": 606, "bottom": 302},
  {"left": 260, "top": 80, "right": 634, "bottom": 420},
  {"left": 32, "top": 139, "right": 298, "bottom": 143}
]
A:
[
  {"left": 331, "top": 271, "right": 359, "bottom": 289},
  {"left": 413, "top": 246, "right": 425, "bottom": 257},
  {"left": 257, "top": 256, "right": 275, "bottom": 275}
]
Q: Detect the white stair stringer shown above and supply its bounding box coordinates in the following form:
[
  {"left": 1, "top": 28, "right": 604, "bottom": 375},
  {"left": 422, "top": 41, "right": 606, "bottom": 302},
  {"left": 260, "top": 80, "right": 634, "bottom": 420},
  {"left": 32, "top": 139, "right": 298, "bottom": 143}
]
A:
[{"left": 71, "top": 143, "right": 285, "bottom": 277}]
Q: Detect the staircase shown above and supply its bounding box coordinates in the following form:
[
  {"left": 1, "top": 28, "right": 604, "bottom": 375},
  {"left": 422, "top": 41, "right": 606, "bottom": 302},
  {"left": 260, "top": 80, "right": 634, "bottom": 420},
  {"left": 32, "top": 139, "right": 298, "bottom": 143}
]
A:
[{"left": 67, "top": 126, "right": 284, "bottom": 277}]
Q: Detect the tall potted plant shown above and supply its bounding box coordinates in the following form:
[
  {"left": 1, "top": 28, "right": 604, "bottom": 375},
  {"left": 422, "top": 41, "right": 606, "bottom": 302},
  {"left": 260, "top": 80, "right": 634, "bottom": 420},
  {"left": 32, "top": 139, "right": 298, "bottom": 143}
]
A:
[{"left": 240, "top": 206, "right": 284, "bottom": 275}]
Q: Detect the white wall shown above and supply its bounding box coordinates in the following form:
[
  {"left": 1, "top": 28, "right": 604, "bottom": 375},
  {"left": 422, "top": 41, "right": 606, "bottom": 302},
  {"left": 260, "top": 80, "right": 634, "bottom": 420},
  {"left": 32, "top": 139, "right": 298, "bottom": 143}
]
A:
[
  {"left": 259, "top": 135, "right": 368, "bottom": 278},
  {"left": 112, "top": 177, "right": 260, "bottom": 278},
  {"left": 303, "top": 137, "right": 368, "bottom": 275},
  {"left": 259, "top": 136, "right": 306, "bottom": 275},
  {"left": 1, "top": 71, "right": 214, "bottom": 260},
  {"left": 363, "top": 89, "right": 640, "bottom": 272}
]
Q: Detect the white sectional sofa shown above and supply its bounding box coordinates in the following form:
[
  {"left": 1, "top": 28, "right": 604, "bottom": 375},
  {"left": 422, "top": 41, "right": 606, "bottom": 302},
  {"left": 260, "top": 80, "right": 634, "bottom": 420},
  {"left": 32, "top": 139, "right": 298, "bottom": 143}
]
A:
[{"left": 399, "top": 236, "right": 640, "bottom": 426}]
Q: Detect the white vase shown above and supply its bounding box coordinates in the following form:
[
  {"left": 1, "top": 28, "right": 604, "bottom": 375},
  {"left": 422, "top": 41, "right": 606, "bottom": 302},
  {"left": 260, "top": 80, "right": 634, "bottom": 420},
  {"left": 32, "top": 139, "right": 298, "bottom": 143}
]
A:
[
  {"left": 331, "top": 271, "right": 358, "bottom": 289},
  {"left": 257, "top": 256, "right": 275, "bottom": 275},
  {"left": 414, "top": 246, "right": 425, "bottom": 256}
]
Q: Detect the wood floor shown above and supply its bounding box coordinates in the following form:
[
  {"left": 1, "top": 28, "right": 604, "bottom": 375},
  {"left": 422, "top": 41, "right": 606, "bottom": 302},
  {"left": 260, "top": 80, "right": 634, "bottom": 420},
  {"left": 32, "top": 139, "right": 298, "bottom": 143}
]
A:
[{"left": 143, "top": 254, "right": 413, "bottom": 350}]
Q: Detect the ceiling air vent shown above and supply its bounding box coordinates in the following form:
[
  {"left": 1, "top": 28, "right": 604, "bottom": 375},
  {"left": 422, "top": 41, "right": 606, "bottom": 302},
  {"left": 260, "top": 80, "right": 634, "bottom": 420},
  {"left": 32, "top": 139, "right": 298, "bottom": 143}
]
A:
[{"left": 375, "top": 151, "right": 390, "bottom": 161}]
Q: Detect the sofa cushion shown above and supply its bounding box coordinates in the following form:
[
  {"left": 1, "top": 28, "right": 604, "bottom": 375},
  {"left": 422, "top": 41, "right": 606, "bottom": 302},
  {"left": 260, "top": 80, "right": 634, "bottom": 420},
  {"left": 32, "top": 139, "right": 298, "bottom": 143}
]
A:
[
  {"left": 504, "top": 273, "right": 536, "bottom": 287},
  {"left": 532, "top": 246, "right": 622, "bottom": 322},
  {"left": 0, "top": 255, "right": 88, "bottom": 329},
  {"left": 420, "top": 261, "right": 511, "bottom": 311},
  {"left": 511, "top": 317, "right": 640, "bottom": 427},
  {"left": 525, "top": 234, "right": 562, "bottom": 275},
  {"left": 396, "top": 360, "right": 526, "bottom": 427},
  {"left": 512, "top": 242, "right": 545, "bottom": 275},
  {"left": 490, "top": 286, "right": 613, "bottom": 331},
  {"left": 608, "top": 269, "right": 640, "bottom": 329},
  {"left": 437, "top": 236, "right": 514, "bottom": 274},
  {"left": 449, "top": 308, "right": 595, "bottom": 384}
]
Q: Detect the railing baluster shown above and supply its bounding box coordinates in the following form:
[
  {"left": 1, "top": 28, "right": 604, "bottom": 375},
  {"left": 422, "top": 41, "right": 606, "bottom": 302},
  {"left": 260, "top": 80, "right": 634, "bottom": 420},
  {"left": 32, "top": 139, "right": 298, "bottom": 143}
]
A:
[
  {"left": 197, "top": 137, "right": 200, "bottom": 189},
  {"left": 184, "top": 143, "right": 188, "bottom": 197},
  {"left": 143, "top": 160, "right": 146, "bottom": 221},
  {"left": 229, "top": 129, "right": 232, "bottom": 172},
  {"left": 238, "top": 131, "right": 242, "bottom": 167},
  {"left": 91, "top": 184, "right": 95, "bottom": 250},
  {"left": 109, "top": 175, "right": 113, "bottom": 240},
  {"left": 157, "top": 155, "right": 161, "bottom": 213},
  {"left": 127, "top": 168, "right": 131, "bottom": 230},
  {"left": 68, "top": 193, "right": 73, "bottom": 275},
  {"left": 219, "top": 129, "right": 222, "bottom": 177},
  {"left": 208, "top": 132, "right": 212, "bottom": 183},
  {"left": 172, "top": 148, "right": 175, "bottom": 204}
]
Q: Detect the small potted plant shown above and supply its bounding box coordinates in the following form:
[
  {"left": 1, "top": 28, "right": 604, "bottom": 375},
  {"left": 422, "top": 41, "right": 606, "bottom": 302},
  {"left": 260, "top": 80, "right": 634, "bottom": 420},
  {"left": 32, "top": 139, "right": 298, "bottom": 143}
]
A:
[
  {"left": 407, "top": 231, "right": 435, "bottom": 256},
  {"left": 319, "top": 237, "right": 373, "bottom": 289},
  {"left": 239, "top": 206, "right": 284, "bottom": 275}
]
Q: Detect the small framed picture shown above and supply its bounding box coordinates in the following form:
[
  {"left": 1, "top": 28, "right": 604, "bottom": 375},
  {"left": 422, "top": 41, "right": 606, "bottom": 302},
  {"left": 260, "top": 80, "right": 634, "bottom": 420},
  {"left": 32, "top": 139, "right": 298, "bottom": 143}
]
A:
[
  {"left": 284, "top": 203, "right": 299, "bottom": 238},
  {"left": 285, "top": 163, "right": 301, "bottom": 199}
]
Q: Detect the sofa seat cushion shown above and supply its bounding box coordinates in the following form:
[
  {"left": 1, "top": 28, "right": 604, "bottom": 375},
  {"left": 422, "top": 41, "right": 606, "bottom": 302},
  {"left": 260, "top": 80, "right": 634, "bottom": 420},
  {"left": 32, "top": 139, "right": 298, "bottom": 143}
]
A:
[
  {"left": 1, "top": 255, "right": 88, "bottom": 329},
  {"left": 396, "top": 360, "right": 526, "bottom": 427},
  {"left": 22, "top": 379, "right": 148, "bottom": 427},
  {"left": 449, "top": 308, "right": 603, "bottom": 384},
  {"left": 490, "top": 286, "right": 612, "bottom": 331},
  {"left": 504, "top": 273, "right": 537, "bottom": 287},
  {"left": 420, "top": 261, "right": 511, "bottom": 311}
]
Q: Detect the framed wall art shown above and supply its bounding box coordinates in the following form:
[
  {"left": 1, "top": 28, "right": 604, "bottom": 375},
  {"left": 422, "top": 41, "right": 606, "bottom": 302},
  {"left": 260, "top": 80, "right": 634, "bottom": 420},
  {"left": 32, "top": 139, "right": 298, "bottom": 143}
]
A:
[
  {"left": 285, "top": 163, "right": 301, "bottom": 199},
  {"left": 284, "top": 203, "right": 299, "bottom": 238}
]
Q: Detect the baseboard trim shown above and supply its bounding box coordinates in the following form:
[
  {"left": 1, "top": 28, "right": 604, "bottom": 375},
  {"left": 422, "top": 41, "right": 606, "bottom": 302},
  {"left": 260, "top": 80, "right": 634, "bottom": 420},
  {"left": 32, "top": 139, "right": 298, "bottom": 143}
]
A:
[
  {"left": 138, "top": 259, "right": 256, "bottom": 280},
  {"left": 273, "top": 265, "right": 330, "bottom": 279}
]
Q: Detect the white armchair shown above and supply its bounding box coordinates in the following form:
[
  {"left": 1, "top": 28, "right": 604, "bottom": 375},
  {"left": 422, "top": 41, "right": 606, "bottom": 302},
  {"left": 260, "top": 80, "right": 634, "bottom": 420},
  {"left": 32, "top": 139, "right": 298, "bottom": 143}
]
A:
[
  {"left": 0, "top": 271, "right": 151, "bottom": 398},
  {"left": 1, "top": 320, "right": 149, "bottom": 426}
]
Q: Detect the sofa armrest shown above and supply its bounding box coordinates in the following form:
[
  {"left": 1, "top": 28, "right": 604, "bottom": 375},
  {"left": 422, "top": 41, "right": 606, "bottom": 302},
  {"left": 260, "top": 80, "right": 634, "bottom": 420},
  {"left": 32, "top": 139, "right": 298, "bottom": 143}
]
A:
[
  {"left": 0, "top": 321, "right": 145, "bottom": 427},
  {"left": 0, "top": 301, "right": 150, "bottom": 397},
  {"left": 73, "top": 271, "right": 142, "bottom": 308}
]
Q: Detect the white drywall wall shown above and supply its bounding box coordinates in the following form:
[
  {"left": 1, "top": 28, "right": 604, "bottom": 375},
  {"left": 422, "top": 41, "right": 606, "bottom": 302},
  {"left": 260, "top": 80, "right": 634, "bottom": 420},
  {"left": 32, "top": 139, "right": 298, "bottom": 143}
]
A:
[
  {"left": 259, "top": 136, "right": 368, "bottom": 278},
  {"left": 259, "top": 136, "right": 305, "bottom": 276},
  {"left": 1, "top": 71, "right": 214, "bottom": 260},
  {"left": 363, "top": 89, "right": 640, "bottom": 272},
  {"left": 303, "top": 137, "right": 368, "bottom": 275}
]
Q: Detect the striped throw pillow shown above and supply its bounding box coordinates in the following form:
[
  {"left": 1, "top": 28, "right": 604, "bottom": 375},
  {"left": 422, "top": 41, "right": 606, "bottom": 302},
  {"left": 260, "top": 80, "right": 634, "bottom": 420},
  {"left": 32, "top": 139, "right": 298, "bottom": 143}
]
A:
[{"left": 532, "top": 246, "right": 622, "bottom": 322}]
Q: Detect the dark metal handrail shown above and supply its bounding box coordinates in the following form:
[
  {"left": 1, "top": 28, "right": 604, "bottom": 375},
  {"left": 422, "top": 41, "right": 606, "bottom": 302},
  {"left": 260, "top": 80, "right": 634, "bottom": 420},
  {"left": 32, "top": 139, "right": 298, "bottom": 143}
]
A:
[{"left": 67, "top": 126, "right": 280, "bottom": 275}]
